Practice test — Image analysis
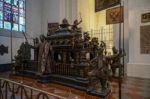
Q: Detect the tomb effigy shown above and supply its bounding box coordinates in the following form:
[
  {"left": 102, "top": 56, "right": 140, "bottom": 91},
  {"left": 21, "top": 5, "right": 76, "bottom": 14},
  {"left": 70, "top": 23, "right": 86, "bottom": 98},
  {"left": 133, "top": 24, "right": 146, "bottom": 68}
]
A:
[{"left": 14, "top": 19, "right": 126, "bottom": 98}]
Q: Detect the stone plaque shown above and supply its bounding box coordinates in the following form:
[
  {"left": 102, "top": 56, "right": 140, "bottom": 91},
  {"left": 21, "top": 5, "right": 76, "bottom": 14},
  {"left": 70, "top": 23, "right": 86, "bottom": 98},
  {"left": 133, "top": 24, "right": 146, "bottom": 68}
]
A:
[{"left": 140, "top": 25, "right": 150, "bottom": 54}]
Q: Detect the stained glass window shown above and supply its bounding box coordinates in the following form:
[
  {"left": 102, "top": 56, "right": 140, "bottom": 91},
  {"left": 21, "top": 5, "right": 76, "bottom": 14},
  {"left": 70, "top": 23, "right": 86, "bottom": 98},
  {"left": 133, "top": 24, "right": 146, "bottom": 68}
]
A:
[
  {"left": 0, "top": 11, "right": 3, "bottom": 20},
  {"left": 19, "top": 24, "right": 24, "bottom": 32},
  {"left": 0, "top": 21, "right": 3, "bottom": 28},
  {"left": 19, "top": 9, "right": 24, "bottom": 16},
  {"left": 19, "top": 16, "right": 24, "bottom": 25},
  {"left": 0, "top": 2, "right": 3, "bottom": 11},
  {"left": 4, "top": 0, "right": 11, "bottom": 4},
  {"left": 13, "top": 0, "right": 18, "bottom": 6},
  {"left": 12, "top": 23, "right": 18, "bottom": 31},
  {"left": 4, "top": 21, "right": 11, "bottom": 30},
  {"left": 13, "top": 14, "right": 18, "bottom": 23},
  {"left": 0, "top": 0, "right": 25, "bottom": 32},
  {"left": 19, "top": 0, "right": 24, "bottom": 9}
]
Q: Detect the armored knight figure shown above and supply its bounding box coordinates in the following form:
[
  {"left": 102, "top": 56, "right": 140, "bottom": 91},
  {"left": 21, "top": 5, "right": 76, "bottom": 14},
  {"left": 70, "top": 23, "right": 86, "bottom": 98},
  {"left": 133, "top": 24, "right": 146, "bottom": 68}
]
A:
[
  {"left": 110, "top": 46, "right": 125, "bottom": 77},
  {"left": 88, "top": 47, "right": 110, "bottom": 92}
]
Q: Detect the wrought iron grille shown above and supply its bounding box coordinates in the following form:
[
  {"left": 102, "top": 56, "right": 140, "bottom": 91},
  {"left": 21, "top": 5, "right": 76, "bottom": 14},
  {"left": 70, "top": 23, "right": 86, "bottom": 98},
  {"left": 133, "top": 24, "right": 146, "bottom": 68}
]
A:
[
  {"left": 89, "top": 26, "right": 113, "bottom": 55},
  {"left": 0, "top": 77, "right": 67, "bottom": 99}
]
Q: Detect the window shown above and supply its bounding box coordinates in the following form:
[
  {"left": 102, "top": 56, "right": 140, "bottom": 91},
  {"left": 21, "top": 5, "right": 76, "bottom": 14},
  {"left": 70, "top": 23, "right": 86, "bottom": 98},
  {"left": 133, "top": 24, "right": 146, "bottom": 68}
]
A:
[
  {"left": 0, "top": 0, "right": 25, "bottom": 32},
  {"left": 90, "top": 25, "right": 113, "bottom": 55}
]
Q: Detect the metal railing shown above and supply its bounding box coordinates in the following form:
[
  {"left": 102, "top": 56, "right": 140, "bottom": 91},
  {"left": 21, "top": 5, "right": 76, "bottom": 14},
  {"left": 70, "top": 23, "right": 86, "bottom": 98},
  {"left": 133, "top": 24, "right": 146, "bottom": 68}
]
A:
[
  {"left": 52, "top": 63, "right": 77, "bottom": 76},
  {"left": 0, "top": 77, "right": 67, "bottom": 99}
]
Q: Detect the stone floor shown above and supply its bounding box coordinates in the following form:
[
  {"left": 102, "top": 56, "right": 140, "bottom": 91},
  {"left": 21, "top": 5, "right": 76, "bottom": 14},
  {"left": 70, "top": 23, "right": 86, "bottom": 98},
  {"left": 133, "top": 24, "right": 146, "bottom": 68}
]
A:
[
  {"left": 108, "top": 77, "right": 150, "bottom": 99},
  {"left": 0, "top": 72, "right": 150, "bottom": 99}
]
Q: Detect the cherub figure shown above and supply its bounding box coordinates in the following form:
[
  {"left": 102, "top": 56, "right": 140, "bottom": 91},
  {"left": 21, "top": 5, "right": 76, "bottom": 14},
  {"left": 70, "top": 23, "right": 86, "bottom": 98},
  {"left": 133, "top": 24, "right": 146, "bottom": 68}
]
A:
[{"left": 71, "top": 19, "right": 82, "bottom": 32}]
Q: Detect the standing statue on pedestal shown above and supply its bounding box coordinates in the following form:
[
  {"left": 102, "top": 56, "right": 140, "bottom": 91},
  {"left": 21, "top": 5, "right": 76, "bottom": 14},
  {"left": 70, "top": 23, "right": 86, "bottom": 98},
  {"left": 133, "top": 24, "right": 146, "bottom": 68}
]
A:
[
  {"left": 37, "top": 35, "right": 53, "bottom": 75},
  {"left": 88, "top": 45, "right": 110, "bottom": 93}
]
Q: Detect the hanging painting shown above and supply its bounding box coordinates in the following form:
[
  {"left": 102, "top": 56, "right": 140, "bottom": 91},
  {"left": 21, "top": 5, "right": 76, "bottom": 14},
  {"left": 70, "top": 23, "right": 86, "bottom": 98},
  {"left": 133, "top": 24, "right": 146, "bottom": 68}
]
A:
[
  {"left": 140, "top": 25, "right": 150, "bottom": 54},
  {"left": 95, "top": 0, "right": 120, "bottom": 12},
  {"left": 106, "top": 6, "right": 123, "bottom": 24}
]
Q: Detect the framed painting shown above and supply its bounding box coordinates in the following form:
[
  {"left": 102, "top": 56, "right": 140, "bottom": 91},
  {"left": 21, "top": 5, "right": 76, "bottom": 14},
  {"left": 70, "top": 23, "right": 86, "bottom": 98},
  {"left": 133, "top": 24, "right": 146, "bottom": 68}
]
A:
[
  {"left": 141, "top": 12, "right": 150, "bottom": 23},
  {"left": 140, "top": 25, "right": 150, "bottom": 54},
  {"left": 95, "top": 0, "right": 120, "bottom": 12},
  {"left": 106, "top": 6, "right": 123, "bottom": 24}
]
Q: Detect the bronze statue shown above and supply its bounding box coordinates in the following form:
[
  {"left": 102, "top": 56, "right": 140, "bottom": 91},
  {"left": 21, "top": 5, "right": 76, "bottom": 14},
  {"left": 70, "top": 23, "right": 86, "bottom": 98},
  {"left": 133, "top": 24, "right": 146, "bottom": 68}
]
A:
[
  {"left": 110, "top": 46, "right": 125, "bottom": 77},
  {"left": 36, "top": 35, "right": 53, "bottom": 75},
  {"left": 59, "top": 18, "right": 71, "bottom": 29},
  {"left": 14, "top": 18, "right": 112, "bottom": 97},
  {"left": 83, "top": 32, "right": 90, "bottom": 48},
  {"left": 71, "top": 19, "right": 82, "bottom": 32},
  {"left": 90, "top": 37, "right": 99, "bottom": 49},
  {"left": 14, "top": 42, "right": 31, "bottom": 72},
  {"left": 100, "top": 41, "right": 107, "bottom": 55},
  {"left": 88, "top": 47, "right": 110, "bottom": 92},
  {"left": 33, "top": 38, "right": 39, "bottom": 61},
  {"left": 27, "top": 35, "right": 53, "bottom": 75},
  {"left": 60, "top": 18, "right": 82, "bottom": 32},
  {"left": 14, "top": 49, "right": 23, "bottom": 67}
]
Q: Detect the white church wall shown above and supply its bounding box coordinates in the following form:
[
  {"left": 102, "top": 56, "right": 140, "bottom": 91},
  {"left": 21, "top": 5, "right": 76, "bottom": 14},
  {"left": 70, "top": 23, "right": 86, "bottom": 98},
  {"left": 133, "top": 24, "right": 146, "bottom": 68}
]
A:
[
  {"left": 41, "top": 0, "right": 61, "bottom": 35},
  {"left": 127, "top": 0, "right": 150, "bottom": 79},
  {"left": 41, "top": 0, "right": 77, "bottom": 35},
  {"left": 0, "top": 0, "right": 42, "bottom": 64},
  {"left": 77, "top": 0, "right": 96, "bottom": 32}
]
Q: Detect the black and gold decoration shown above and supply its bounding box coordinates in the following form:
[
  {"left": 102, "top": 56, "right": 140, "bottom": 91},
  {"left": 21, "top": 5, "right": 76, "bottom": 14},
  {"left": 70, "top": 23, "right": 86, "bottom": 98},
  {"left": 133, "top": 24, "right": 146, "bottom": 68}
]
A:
[
  {"left": 106, "top": 6, "right": 123, "bottom": 24},
  {"left": 0, "top": 44, "right": 8, "bottom": 56},
  {"left": 95, "top": 0, "right": 120, "bottom": 12},
  {"left": 141, "top": 12, "right": 150, "bottom": 23}
]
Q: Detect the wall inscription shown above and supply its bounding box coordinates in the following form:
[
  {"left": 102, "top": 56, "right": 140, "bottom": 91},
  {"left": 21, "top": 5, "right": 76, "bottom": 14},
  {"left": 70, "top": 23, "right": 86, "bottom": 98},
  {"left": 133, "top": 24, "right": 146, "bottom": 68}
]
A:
[{"left": 140, "top": 25, "right": 150, "bottom": 54}]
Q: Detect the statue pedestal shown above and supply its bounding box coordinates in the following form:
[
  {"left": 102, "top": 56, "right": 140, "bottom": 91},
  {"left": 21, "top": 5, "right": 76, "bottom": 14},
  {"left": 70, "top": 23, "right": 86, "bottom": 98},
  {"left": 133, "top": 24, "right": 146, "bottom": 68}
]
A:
[
  {"left": 37, "top": 74, "right": 51, "bottom": 83},
  {"left": 87, "top": 86, "right": 111, "bottom": 98}
]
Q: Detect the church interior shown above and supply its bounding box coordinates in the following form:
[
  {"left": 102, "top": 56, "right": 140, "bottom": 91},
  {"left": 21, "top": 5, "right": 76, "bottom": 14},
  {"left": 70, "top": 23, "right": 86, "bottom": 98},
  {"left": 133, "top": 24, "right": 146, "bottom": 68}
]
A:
[{"left": 0, "top": 0, "right": 150, "bottom": 99}]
